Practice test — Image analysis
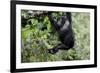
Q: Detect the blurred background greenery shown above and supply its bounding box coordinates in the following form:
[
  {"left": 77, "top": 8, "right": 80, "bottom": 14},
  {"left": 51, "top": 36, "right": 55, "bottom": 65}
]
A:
[{"left": 21, "top": 10, "right": 90, "bottom": 63}]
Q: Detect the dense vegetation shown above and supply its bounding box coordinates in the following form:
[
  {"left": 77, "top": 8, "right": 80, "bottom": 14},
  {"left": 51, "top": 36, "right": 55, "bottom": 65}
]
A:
[{"left": 21, "top": 10, "right": 90, "bottom": 63}]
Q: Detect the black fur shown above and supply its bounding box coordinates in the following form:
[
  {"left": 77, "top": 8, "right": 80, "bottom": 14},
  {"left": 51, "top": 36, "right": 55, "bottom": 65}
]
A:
[{"left": 47, "top": 12, "right": 74, "bottom": 54}]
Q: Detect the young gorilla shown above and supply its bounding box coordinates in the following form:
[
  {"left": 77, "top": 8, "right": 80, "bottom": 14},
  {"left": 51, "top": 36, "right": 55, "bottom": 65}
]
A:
[{"left": 47, "top": 12, "right": 74, "bottom": 54}]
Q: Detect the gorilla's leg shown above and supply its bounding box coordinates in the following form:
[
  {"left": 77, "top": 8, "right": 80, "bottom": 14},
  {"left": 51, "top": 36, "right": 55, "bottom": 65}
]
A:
[{"left": 47, "top": 43, "right": 69, "bottom": 54}]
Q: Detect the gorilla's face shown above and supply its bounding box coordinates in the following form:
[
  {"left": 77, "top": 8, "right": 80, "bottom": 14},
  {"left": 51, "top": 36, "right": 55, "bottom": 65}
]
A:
[{"left": 58, "top": 17, "right": 70, "bottom": 32}]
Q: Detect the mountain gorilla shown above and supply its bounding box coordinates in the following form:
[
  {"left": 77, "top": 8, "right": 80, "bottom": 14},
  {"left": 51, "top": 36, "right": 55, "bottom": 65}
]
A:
[{"left": 47, "top": 12, "right": 74, "bottom": 54}]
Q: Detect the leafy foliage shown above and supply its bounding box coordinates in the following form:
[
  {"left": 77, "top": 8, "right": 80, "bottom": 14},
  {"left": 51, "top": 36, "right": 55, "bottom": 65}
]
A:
[{"left": 21, "top": 10, "right": 90, "bottom": 63}]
